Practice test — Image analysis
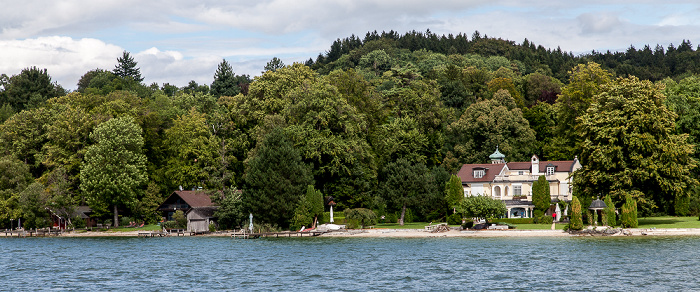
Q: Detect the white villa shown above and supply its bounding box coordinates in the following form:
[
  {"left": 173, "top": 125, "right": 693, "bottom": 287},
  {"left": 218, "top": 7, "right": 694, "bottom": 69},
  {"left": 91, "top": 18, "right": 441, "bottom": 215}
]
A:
[{"left": 456, "top": 147, "right": 581, "bottom": 218}]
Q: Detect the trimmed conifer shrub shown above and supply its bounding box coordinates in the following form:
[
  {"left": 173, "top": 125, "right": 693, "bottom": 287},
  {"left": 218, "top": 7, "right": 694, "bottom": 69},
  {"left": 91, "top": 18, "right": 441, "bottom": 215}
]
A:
[
  {"left": 569, "top": 196, "right": 583, "bottom": 230},
  {"left": 621, "top": 195, "right": 638, "bottom": 228},
  {"left": 604, "top": 195, "right": 616, "bottom": 226}
]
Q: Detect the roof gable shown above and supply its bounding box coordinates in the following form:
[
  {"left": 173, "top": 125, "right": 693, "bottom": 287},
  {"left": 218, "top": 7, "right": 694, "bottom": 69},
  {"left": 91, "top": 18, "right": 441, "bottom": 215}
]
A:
[
  {"left": 157, "top": 190, "right": 215, "bottom": 211},
  {"left": 456, "top": 163, "right": 505, "bottom": 183}
]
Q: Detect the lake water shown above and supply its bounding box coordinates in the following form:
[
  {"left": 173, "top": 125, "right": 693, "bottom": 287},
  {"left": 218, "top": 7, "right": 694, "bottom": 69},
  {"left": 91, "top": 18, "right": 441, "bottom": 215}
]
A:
[{"left": 1, "top": 236, "right": 699, "bottom": 291}]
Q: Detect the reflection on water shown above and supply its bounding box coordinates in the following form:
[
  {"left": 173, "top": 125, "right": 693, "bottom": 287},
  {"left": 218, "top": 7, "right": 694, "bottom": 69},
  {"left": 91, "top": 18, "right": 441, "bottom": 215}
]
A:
[{"left": 1, "top": 236, "right": 698, "bottom": 290}]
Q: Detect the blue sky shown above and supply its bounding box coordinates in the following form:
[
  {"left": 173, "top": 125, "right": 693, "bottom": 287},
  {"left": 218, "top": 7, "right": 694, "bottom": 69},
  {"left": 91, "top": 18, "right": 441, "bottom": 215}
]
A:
[{"left": 2, "top": 1, "right": 700, "bottom": 90}]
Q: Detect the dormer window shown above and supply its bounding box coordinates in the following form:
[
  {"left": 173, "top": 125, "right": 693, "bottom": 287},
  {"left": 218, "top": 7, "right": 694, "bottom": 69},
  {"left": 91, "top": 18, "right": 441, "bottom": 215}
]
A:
[
  {"left": 474, "top": 169, "right": 485, "bottom": 178},
  {"left": 546, "top": 166, "right": 555, "bottom": 175}
]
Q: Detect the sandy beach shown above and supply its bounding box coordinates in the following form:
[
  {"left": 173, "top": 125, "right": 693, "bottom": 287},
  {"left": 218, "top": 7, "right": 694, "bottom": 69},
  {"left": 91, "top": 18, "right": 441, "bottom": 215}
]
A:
[{"left": 5, "top": 227, "right": 700, "bottom": 238}]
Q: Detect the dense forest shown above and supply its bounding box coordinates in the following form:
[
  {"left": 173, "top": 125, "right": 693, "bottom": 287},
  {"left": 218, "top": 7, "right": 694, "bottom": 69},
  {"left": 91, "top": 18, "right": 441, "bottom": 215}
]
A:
[{"left": 2, "top": 30, "right": 700, "bottom": 230}]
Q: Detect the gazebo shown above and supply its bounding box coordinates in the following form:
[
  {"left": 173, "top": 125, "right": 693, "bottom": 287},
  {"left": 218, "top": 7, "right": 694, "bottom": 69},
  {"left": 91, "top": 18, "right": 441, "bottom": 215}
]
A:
[{"left": 588, "top": 196, "right": 607, "bottom": 225}]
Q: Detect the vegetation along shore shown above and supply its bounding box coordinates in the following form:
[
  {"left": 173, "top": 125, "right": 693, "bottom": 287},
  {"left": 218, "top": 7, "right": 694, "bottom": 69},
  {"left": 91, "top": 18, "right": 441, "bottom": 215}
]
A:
[{"left": 3, "top": 30, "right": 700, "bottom": 234}]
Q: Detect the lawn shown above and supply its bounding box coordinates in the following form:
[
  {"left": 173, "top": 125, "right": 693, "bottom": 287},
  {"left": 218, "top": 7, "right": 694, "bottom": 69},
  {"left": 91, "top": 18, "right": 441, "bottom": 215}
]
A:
[{"left": 637, "top": 216, "right": 700, "bottom": 229}]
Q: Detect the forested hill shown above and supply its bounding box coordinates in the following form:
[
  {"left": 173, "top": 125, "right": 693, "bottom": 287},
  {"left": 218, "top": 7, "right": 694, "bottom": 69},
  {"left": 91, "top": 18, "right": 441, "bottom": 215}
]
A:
[
  {"left": 1, "top": 30, "right": 699, "bottom": 231},
  {"left": 308, "top": 30, "right": 700, "bottom": 82}
]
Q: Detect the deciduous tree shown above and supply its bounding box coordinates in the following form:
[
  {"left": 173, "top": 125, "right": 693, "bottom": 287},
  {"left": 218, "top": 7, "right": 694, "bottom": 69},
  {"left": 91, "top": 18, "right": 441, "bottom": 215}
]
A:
[
  {"left": 458, "top": 195, "right": 506, "bottom": 225},
  {"left": 574, "top": 76, "right": 697, "bottom": 215},
  {"left": 80, "top": 116, "right": 148, "bottom": 227}
]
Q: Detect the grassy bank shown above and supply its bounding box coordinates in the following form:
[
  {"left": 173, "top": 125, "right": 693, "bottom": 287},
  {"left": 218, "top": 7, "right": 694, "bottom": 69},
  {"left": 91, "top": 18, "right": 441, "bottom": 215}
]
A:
[{"left": 637, "top": 216, "right": 700, "bottom": 229}]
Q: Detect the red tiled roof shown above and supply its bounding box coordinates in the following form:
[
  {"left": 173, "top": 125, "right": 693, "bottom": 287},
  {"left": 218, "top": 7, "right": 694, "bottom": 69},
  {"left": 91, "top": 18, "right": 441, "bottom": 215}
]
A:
[
  {"left": 457, "top": 159, "right": 578, "bottom": 184},
  {"left": 172, "top": 190, "right": 215, "bottom": 208},
  {"left": 505, "top": 161, "right": 577, "bottom": 172},
  {"left": 456, "top": 163, "right": 505, "bottom": 183},
  {"left": 506, "top": 162, "right": 530, "bottom": 170},
  {"left": 539, "top": 160, "right": 576, "bottom": 172}
]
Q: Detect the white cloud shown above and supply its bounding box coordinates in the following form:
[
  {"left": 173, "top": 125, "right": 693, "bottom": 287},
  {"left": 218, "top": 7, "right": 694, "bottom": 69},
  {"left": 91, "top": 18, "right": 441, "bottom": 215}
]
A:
[
  {"left": 0, "top": 36, "right": 122, "bottom": 89},
  {"left": 3, "top": 1, "right": 700, "bottom": 90}
]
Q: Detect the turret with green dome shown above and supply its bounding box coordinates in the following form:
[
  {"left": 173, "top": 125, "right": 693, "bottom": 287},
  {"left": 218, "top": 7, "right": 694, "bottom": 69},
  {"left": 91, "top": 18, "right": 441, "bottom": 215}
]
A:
[{"left": 489, "top": 146, "right": 505, "bottom": 164}]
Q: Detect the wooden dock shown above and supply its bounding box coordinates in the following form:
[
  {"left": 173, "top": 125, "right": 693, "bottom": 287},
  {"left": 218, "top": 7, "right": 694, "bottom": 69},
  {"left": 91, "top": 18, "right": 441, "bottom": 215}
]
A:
[
  {"left": 3, "top": 229, "right": 62, "bottom": 237},
  {"left": 138, "top": 232, "right": 169, "bottom": 238},
  {"left": 231, "top": 231, "right": 325, "bottom": 239}
]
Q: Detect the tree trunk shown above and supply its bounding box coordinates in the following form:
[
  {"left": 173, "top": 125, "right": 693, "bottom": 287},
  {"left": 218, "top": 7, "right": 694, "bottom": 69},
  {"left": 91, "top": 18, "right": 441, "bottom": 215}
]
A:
[
  {"left": 399, "top": 204, "right": 406, "bottom": 226},
  {"left": 313, "top": 216, "right": 318, "bottom": 229},
  {"left": 113, "top": 205, "right": 119, "bottom": 227}
]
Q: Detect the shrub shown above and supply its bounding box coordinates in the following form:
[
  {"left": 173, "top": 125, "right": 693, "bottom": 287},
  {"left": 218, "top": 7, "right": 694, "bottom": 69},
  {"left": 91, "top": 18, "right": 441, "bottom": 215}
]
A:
[
  {"left": 533, "top": 209, "right": 544, "bottom": 219},
  {"left": 621, "top": 195, "right": 638, "bottom": 228},
  {"left": 538, "top": 215, "right": 553, "bottom": 225},
  {"left": 603, "top": 195, "right": 616, "bottom": 226},
  {"left": 344, "top": 208, "right": 378, "bottom": 229},
  {"left": 569, "top": 196, "right": 583, "bottom": 230},
  {"left": 497, "top": 218, "right": 534, "bottom": 224},
  {"left": 162, "top": 221, "right": 178, "bottom": 229},
  {"left": 103, "top": 219, "right": 113, "bottom": 227},
  {"left": 72, "top": 216, "right": 86, "bottom": 229},
  {"left": 462, "top": 220, "right": 474, "bottom": 229},
  {"left": 675, "top": 194, "right": 690, "bottom": 216},
  {"left": 120, "top": 216, "right": 133, "bottom": 227},
  {"left": 209, "top": 223, "right": 216, "bottom": 232},
  {"left": 173, "top": 210, "right": 187, "bottom": 229},
  {"left": 447, "top": 213, "right": 462, "bottom": 225},
  {"left": 386, "top": 213, "right": 398, "bottom": 223}
]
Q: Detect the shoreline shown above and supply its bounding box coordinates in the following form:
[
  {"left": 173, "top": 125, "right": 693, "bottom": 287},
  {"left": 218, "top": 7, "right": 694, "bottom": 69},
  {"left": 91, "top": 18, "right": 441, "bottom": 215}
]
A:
[{"left": 5, "top": 227, "right": 700, "bottom": 238}]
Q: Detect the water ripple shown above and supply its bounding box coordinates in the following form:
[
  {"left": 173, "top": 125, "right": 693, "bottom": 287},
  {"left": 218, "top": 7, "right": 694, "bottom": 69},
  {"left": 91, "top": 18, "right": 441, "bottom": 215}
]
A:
[{"left": 1, "top": 236, "right": 700, "bottom": 290}]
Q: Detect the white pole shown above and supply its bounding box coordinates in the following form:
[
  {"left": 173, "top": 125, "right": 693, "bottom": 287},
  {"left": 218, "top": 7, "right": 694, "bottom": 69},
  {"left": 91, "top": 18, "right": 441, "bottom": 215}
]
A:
[{"left": 330, "top": 206, "right": 334, "bottom": 223}]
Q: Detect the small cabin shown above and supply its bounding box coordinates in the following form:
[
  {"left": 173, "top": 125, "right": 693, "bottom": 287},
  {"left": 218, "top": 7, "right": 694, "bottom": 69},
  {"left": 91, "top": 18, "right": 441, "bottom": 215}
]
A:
[{"left": 156, "top": 190, "right": 218, "bottom": 232}]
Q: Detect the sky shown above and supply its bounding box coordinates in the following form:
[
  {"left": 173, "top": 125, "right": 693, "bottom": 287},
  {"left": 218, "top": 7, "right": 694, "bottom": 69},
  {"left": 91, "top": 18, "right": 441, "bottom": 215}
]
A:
[{"left": 2, "top": 1, "right": 700, "bottom": 90}]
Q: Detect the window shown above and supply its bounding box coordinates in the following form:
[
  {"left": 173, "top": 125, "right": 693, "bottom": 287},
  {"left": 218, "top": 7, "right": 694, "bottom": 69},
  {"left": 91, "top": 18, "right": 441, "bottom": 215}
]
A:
[
  {"left": 518, "top": 171, "right": 524, "bottom": 175},
  {"left": 474, "top": 169, "right": 485, "bottom": 178},
  {"left": 514, "top": 185, "right": 522, "bottom": 196},
  {"left": 546, "top": 166, "right": 555, "bottom": 175}
]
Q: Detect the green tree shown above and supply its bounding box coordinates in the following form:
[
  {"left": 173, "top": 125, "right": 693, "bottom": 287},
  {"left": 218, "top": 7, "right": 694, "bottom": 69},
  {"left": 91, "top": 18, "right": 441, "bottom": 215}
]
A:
[
  {"left": 569, "top": 196, "right": 583, "bottom": 230},
  {"left": 306, "top": 185, "right": 324, "bottom": 227},
  {"left": 603, "top": 195, "right": 616, "bottom": 227},
  {"left": 0, "top": 66, "right": 65, "bottom": 111},
  {"left": 574, "top": 76, "right": 698, "bottom": 215},
  {"left": 0, "top": 156, "right": 33, "bottom": 228},
  {"left": 77, "top": 69, "right": 106, "bottom": 92},
  {"left": 113, "top": 51, "right": 143, "bottom": 82},
  {"left": 447, "top": 90, "right": 536, "bottom": 164},
  {"left": 522, "top": 101, "right": 557, "bottom": 159},
  {"left": 80, "top": 116, "right": 148, "bottom": 227},
  {"left": 379, "top": 158, "right": 435, "bottom": 225},
  {"left": 458, "top": 195, "right": 506, "bottom": 225},
  {"left": 445, "top": 174, "right": 463, "bottom": 213},
  {"left": 344, "top": 208, "right": 378, "bottom": 229},
  {"left": 173, "top": 210, "right": 187, "bottom": 228},
  {"left": 163, "top": 108, "right": 217, "bottom": 190},
  {"left": 532, "top": 175, "right": 551, "bottom": 216},
  {"left": 620, "top": 194, "right": 638, "bottom": 228},
  {"left": 242, "top": 127, "right": 313, "bottom": 228},
  {"left": 211, "top": 188, "right": 244, "bottom": 229},
  {"left": 211, "top": 59, "right": 241, "bottom": 98},
  {"left": 554, "top": 62, "right": 611, "bottom": 160},
  {"left": 263, "top": 57, "right": 285, "bottom": 73}
]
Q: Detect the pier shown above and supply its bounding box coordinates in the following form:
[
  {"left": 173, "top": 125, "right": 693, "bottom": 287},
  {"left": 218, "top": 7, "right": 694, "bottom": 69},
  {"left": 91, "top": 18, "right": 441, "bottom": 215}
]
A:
[
  {"left": 231, "top": 230, "right": 325, "bottom": 239},
  {"left": 3, "top": 229, "right": 62, "bottom": 237}
]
